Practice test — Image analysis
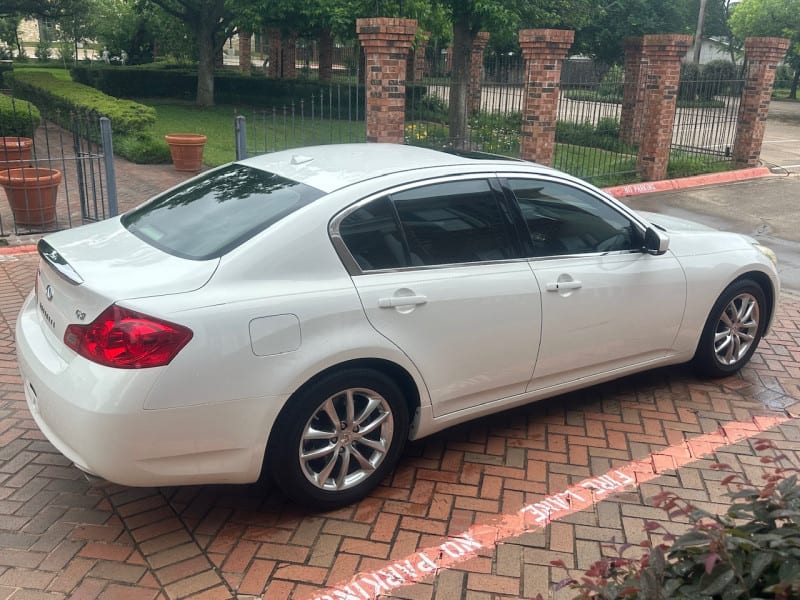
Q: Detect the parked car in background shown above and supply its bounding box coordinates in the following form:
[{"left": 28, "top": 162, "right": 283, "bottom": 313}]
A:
[{"left": 17, "top": 144, "right": 779, "bottom": 508}]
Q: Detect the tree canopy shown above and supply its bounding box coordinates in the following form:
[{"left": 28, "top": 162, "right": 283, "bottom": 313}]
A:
[{"left": 729, "top": 0, "right": 800, "bottom": 97}]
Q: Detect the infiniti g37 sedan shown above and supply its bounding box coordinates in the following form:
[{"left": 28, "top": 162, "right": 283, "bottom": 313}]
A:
[{"left": 17, "top": 144, "right": 779, "bottom": 508}]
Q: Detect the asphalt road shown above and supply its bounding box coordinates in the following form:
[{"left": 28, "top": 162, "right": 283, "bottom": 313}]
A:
[{"left": 624, "top": 99, "right": 800, "bottom": 293}]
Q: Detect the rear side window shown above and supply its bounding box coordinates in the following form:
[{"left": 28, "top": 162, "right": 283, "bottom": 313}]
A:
[
  {"left": 339, "top": 197, "right": 408, "bottom": 270},
  {"left": 123, "top": 165, "right": 324, "bottom": 260},
  {"left": 392, "top": 180, "right": 517, "bottom": 266}
]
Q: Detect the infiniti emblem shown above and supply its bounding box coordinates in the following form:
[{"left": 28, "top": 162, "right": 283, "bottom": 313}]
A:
[{"left": 45, "top": 285, "right": 54, "bottom": 301}]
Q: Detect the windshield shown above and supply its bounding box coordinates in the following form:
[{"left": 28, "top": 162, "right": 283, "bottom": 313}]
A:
[{"left": 122, "top": 164, "right": 325, "bottom": 260}]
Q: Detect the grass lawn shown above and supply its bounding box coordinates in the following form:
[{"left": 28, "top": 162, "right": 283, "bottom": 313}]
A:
[
  {"left": 14, "top": 65, "right": 73, "bottom": 80},
  {"left": 135, "top": 99, "right": 366, "bottom": 167}
]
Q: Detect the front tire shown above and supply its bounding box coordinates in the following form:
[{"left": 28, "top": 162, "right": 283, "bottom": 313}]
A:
[
  {"left": 692, "top": 279, "right": 767, "bottom": 377},
  {"left": 267, "top": 369, "right": 409, "bottom": 509}
]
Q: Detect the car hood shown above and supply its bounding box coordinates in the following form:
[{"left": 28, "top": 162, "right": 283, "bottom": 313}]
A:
[{"left": 39, "top": 216, "right": 219, "bottom": 302}]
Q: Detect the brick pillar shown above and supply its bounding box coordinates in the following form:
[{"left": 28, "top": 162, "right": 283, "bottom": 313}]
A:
[
  {"left": 468, "top": 32, "right": 490, "bottom": 115},
  {"left": 414, "top": 32, "right": 429, "bottom": 81},
  {"left": 619, "top": 37, "right": 645, "bottom": 145},
  {"left": 267, "top": 28, "right": 280, "bottom": 78},
  {"left": 239, "top": 30, "right": 252, "bottom": 75},
  {"left": 733, "top": 37, "right": 791, "bottom": 168},
  {"left": 282, "top": 31, "right": 297, "bottom": 79},
  {"left": 357, "top": 18, "right": 418, "bottom": 144},
  {"left": 319, "top": 29, "right": 334, "bottom": 82},
  {"left": 518, "top": 29, "right": 574, "bottom": 166},
  {"left": 636, "top": 34, "right": 692, "bottom": 182}
]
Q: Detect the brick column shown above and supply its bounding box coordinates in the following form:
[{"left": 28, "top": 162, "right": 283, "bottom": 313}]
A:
[
  {"left": 319, "top": 29, "right": 334, "bottom": 82},
  {"left": 239, "top": 30, "right": 252, "bottom": 75},
  {"left": 282, "top": 31, "right": 297, "bottom": 79},
  {"left": 266, "top": 28, "right": 280, "bottom": 78},
  {"left": 414, "top": 32, "right": 430, "bottom": 81},
  {"left": 619, "top": 37, "right": 645, "bottom": 145},
  {"left": 357, "top": 18, "right": 418, "bottom": 144},
  {"left": 636, "top": 34, "right": 692, "bottom": 182},
  {"left": 518, "top": 29, "right": 574, "bottom": 166},
  {"left": 468, "top": 32, "right": 490, "bottom": 114},
  {"left": 733, "top": 37, "right": 791, "bottom": 168}
]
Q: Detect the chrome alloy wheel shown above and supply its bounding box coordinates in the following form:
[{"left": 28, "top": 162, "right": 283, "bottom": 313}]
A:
[
  {"left": 713, "top": 292, "right": 760, "bottom": 366},
  {"left": 299, "top": 387, "right": 395, "bottom": 491}
]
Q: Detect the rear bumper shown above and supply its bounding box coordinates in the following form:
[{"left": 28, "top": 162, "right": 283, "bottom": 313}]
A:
[{"left": 16, "top": 292, "right": 283, "bottom": 487}]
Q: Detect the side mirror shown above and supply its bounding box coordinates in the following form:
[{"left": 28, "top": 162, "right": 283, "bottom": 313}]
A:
[{"left": 644, "top": 226, "right": 669, "bottom": 255}]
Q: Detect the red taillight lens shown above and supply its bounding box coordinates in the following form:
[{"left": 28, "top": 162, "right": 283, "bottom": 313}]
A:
[{"left": 64, "top": 305, "right": 193, "bottom": 369}]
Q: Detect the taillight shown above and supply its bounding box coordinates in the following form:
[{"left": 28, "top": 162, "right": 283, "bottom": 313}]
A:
[{"left": 64, "top": 305, "right": 193, "bottom": 369}]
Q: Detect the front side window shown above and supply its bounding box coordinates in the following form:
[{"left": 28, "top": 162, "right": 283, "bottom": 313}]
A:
[
  {"left": 507, "top": 179, "right": 640, "bottom": 257},
  {"left": 391, "top": 180, "right": 517, "bottom": 266},
  {"left": 123, "top": 165, "right": 324, "bottom": 260}
]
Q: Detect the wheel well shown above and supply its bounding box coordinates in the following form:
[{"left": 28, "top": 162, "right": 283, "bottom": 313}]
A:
[
  {"left": 266, "top": 359, "right": 421, "bottom": 453},
  {"left": 734, "top": 271, "right": 775, "bottom": 324}
]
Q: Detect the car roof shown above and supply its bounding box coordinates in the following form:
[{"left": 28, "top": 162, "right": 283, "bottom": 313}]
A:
[{"left": 237, "top": 143, "right": 554, "bottom": 193}]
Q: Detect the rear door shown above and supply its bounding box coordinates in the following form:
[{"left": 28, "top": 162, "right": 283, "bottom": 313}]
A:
[{"left": 333, "top": 176, "right": 543, "bottom": 417}]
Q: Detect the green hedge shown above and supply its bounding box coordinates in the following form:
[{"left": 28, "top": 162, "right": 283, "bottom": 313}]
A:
[
  {"left": 70, "top": 65, "right": 427, "bottom": 113},
  {"left": 0, "top": 93, "right": 41, "bottom": 138},
  {"left": 5, "top": 71, "right": 155, "bottom": 134}
]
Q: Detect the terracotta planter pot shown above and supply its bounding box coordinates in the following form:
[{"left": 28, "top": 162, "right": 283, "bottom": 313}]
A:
[
  {"left": 0, "top": 137, "right": 33, "bottom": 171},
  {"left": 165, "top": 133, "right": 207, "bottom": 172},
  {"left": 0, "top": 167, "right": 62, "bottom": 227}
]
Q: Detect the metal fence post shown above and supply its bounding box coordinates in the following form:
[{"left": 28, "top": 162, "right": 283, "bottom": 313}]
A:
[
  {"left": 99, "top": 117, "right": 118, "bottom": 217},
  {"left": 235, "top": 115, "right": 248, "bottom": 160}
]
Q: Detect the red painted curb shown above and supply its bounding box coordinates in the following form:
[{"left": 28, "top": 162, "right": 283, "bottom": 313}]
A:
[
  {"left": 0, "top": 245, "right": 37, "bottom": 255},
  {"left": 603, "top": 167, "right": 773, "bottom": 198}
]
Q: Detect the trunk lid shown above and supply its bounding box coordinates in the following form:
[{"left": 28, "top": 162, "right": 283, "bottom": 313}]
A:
[{"left": 34, "top": 217, "right": 218, "bottom": 354}]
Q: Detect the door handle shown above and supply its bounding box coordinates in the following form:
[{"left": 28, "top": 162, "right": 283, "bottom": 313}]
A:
[
  {"left": 378, "top": 295, "right": 428, "bottom": 308},
  {"left": 545, "top": 280, "right": 582, "bottom": 292}
]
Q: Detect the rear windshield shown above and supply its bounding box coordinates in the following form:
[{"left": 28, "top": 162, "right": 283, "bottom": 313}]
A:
[{"left": 122, "top": 164, "right": 324, "bottom": 260}]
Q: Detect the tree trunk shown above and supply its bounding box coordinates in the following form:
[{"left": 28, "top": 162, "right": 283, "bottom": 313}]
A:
[
  {"left": 448, "top": 16, "right": 472, "bottom": 149},
  {"left": 791, "top": 67, "right": 799, "bottom": 100},
  {"left": 196, "top": 19, "right": 216, "bottom": 107},
  {"left": 319, "top": 28, "right": 333, "bottom": 82},
  {"left": 239, "top": 29, "right": 252, "bottom": 75}
]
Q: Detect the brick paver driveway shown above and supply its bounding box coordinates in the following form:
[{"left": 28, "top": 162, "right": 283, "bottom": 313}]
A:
[{"left": 0, "top": 252, "right": 798, "bottom": 599}]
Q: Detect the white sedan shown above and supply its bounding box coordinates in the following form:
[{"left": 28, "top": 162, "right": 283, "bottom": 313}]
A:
[{"left": 16, "top": 144, "right": 779, "bottom": 508}]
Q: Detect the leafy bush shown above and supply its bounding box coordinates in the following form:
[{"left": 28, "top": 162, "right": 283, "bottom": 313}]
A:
[
  {"left": 114, "top": 131, "right": 171, "bottom": 164},
  {"left": 407, "top": 93, "right": 448, "bottom": 123},
  {"left": 552, "top": 439, "right": 800, "bottom": 599},
  {"left": 0, "top": 94, "right": 41, "bottom": 138},
  {"left": 71, "top": 65, "right": 417, "bottom": 116},
  {"left": 597, "top": 65, "right": 624, "bottom": 99},
  {"left": 5, "top": 71, "right": 155, "bottom": 135},
  {"left": 556, "top": 118, "right": 632, "bottom": 154}
]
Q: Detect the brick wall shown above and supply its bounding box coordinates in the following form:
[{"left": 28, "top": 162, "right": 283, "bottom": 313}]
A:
[
  {"left": 357, "top": 18, "right": 418, "bottom": 144},
  {"left": 636, "top": 34, "right": 692, "bottom": 182},
  {"left": 468, "top": 32, "right": 490, "bottom": 115},
  {"left": 518, "top": 29, "right": 575, "bottom": 166},
  {"left": 733, "top": 37, "right": 791, "bottom": 168}
]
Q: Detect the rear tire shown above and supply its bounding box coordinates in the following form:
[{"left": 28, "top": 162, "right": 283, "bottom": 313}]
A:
[
  {"left": 267, "top": 369, "right": 408, "bottom": 509},
  {"left": 692, "top": 279, "right": 766, "bottom": 378}
]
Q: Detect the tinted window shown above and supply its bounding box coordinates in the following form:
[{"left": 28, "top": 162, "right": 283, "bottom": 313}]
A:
[
  {"left": 508, "top": 179, "right": 639, "bottom": 257},
  {"left": 123, "top": 165, "right": 324, "bottom": 260},
  {"left": 391, "top": 180, "right": 517, "bottom": 266},
  {"left": 340, "top": 197, "right": 408, "bottom": 270}
]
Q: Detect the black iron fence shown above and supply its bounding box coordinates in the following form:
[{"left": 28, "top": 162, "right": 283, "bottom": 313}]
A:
[
  {"left": 0, "top": 94, "right": 116, "bottom": 236},
  {"left": 235, "top": 83, "right": 366, "bottom": 158},
  {"left": 670, "top": 73, "right": 744, "bottom": 170}
]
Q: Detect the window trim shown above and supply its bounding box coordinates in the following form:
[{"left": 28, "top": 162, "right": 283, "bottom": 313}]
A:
[
  {"left": 497, "top": 173, "right": 649, "bottom": 260},
  {"left": 329, "top": 174, "right": 525, "bottom": 276}
]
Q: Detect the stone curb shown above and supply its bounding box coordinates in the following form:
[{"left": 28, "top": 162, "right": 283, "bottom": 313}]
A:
[{"left": 603, "top": 166, "right": 773, "bottom": 198}]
